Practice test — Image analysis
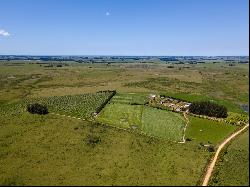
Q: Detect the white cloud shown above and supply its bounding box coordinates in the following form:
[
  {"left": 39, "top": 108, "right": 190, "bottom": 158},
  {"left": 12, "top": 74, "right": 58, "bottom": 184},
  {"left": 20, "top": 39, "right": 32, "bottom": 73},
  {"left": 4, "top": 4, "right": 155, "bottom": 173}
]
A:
[
  {"left": 0, "top": 29, "right": 10, "bottom": 36},
  {"left": 106, "top": 12, "right": 110, "bottom": 16}
]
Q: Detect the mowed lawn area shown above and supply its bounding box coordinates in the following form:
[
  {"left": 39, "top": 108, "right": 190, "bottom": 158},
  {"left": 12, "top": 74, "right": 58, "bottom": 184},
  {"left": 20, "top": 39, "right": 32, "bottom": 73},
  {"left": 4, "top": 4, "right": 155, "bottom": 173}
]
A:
[
  {"left": 186, "top": 116, "right": 237, "bottom": 145},
  {"left": 96, "top": 103, "right": 185, "bottom": 141}
]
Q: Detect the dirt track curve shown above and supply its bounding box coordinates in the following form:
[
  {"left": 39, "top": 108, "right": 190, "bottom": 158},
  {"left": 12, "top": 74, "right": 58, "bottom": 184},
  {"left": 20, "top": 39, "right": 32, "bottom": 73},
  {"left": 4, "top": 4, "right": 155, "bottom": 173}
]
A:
[{"left": 202, "top": 123, "right": 249, "bottom": 186}]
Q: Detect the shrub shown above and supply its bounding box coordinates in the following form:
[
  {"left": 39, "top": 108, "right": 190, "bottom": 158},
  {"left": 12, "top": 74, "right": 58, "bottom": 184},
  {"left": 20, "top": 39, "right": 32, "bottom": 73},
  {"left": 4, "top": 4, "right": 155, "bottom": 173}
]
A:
[
  {"left": 85, "top": 134, "right": 101, "bottom": 146},
  {"left": 27, "top": 103, "right": 48, "bottom": 115},
  {"left": 225, "top": 112, "right": 249, "bottom": 125},
  {"left": 189, "top": 101, "right": 227, "bottom": 118},
  {"left": 167, "top": 65, "right": 174, "bottom": 68},
  {"left": 186, "top": 138, "right": 192, "bottom": 141},
  {"left": 207, "top": 145, "right": 215, "bottom": 152}
]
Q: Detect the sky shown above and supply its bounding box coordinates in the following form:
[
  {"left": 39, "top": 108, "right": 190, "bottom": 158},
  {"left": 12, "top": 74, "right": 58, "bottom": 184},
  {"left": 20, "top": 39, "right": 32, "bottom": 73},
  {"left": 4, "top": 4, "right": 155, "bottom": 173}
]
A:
[{"left": 0, "top": 0, "right": 249, "bottom": 56}]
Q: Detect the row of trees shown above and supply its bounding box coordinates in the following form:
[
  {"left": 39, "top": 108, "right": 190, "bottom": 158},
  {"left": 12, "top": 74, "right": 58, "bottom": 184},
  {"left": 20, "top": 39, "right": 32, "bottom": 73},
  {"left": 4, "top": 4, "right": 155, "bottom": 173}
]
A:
[
  {"left": 189, "top": 101, "right": 228, "bottom": 118},
  {"left": 95, "top": 90, "right": 117, "bottom": 114}
]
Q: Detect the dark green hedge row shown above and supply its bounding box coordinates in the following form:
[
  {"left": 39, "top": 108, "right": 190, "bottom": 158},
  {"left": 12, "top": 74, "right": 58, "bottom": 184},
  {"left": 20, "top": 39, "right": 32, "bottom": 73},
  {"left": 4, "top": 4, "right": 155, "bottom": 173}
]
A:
[
  {"left": 189, "top": 101, "right": 227, "bottom": 118},
  {"left": 95, "top": 90, "right": 116, "bottom": 114}
]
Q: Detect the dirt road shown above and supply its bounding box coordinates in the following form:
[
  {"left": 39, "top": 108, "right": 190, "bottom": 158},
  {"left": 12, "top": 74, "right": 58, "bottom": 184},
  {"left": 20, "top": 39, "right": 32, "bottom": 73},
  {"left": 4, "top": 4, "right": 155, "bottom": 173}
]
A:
[
  {"left": 202, "top": 123, "right": 249, "bottom": 186},
  {"left": 178, "top": 111, "right": 189, "bottom": 144}
]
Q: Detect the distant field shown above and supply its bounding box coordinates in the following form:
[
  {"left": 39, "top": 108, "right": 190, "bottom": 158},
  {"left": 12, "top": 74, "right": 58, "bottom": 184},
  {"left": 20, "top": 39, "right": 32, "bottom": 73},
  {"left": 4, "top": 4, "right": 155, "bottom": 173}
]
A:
[
  {"left": 210, "top": 130, "right": 249, "bottom": 186},
  {"left": 186, "top": 116, "right": 237, "bottom": 145}
]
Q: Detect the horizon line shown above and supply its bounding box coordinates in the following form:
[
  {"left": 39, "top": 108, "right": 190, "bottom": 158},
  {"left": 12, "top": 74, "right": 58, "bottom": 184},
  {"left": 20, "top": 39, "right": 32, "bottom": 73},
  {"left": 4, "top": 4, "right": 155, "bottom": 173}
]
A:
[{"left": 0, "top": 54, "right": 249, "bottom": 57}]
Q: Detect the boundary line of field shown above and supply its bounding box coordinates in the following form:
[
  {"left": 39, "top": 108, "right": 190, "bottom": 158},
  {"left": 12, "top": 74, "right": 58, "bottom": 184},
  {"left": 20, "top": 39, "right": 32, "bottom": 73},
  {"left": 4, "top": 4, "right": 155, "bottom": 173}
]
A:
[
  {"left": 50, "top": 112, "right": 86, "bottom": 121},
  {"left": 201, "top": 123, "right": 249, "bottom": 186}
]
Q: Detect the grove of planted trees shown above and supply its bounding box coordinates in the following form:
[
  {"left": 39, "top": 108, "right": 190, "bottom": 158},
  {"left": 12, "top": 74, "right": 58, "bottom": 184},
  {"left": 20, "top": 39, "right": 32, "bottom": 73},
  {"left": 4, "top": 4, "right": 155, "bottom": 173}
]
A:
[{"left": 189, "top": 101, "right": 228, "bottom": 118}]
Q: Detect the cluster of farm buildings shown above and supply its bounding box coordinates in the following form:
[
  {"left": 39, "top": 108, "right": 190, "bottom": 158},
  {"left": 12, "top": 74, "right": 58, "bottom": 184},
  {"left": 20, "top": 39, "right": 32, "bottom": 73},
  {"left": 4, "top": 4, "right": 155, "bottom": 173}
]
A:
[{"left": 149, "top": 94, "right": 191, "bottom": 112}]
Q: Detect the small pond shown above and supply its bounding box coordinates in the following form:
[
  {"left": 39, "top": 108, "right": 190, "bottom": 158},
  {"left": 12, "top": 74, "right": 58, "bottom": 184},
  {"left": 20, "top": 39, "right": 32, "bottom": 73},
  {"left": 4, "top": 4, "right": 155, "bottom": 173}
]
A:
[{"left": 240, "top": 104, "right": 249, "bottom": 113}]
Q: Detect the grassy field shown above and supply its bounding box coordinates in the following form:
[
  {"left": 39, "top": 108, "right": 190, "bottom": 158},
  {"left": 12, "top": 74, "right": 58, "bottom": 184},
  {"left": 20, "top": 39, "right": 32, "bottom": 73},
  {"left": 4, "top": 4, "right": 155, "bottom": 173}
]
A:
[
  {"left": 110, "top": 92, "right": 149, "bottom": 105},
  {"left": 97, "top": 102, "right": 185, "bottom": 141},
  {"left": 96, "top": 103, "right": 143, "bottom": 129},
  {"left": 141, "top": 107, "right": 185, "bottom": 141},
  {"left": 0, "top": 61, "right": 248, "bottom": 185},
  {"left": 209, "top": 130, "right": 249, "bottom": 186},
  {"left": 0, "top": 62, "right": 248, "bottom": 113},
  {"left": 185, "top": 116, "right": 237, "bottom": 145},
  {"left": 0, "top": 104, "right": 210, "bottom": 186}
]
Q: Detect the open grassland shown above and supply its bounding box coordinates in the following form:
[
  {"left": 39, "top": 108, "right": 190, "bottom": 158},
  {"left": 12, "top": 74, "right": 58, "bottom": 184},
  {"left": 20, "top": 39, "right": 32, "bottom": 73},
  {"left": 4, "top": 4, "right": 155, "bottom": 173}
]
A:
[
  {"left": 0, "top": 104, "right": 210, "bottom": 186},
  {"left": 141, "top": 107, "right": 185, "bottom": 141},
  {"left": 209, "top": 130, "right": 249, "bottom": 186},
  {"left": 0, "top": 62, "right": 248, "bottom": 115},
  {"left": 186, "top": 116, "right": 238, "bottom": 145}
]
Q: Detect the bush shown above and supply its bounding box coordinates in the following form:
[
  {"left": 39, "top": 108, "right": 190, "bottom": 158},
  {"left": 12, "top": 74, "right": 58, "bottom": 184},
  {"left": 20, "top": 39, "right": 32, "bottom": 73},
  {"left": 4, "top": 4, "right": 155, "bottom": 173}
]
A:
[
  {"left": 27, "top": 103, "right": 48, "bottom": 115},
  {"left": 85, "top": 134, "right": 101, "bottom": 146},
  {"left": 207, "top": 145, "right": 215, "bottom": 152},
  {"left": 225, "top": 112, "right": 249, "bottom": 125},
  {"left": 189, "top": 101, "right": 227, "bottom": 118},
  {"left": 186, "top": 138, "right": 192, "bottom": 141}
]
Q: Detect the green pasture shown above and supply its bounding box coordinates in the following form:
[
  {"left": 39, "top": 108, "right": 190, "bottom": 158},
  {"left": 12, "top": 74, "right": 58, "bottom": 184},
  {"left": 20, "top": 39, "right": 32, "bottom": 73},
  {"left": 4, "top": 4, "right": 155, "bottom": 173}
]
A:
[
  {"left": 186, "top": 116, "right": 237, "bottom": 145},
  {"left": 97, "top": 103, "right": 143, "bottom": 129},
  {"left": 141, "top": 107, "right": 185, "bottom": 141},
  {"left": 97, "top": 102, "right": 185, "bottom": 141},
  {"left": 0, "top": 103, "right": 210, "bottom": 186},
  {"left": 110, "top": 92, "right": 149, "bottom": 105}
]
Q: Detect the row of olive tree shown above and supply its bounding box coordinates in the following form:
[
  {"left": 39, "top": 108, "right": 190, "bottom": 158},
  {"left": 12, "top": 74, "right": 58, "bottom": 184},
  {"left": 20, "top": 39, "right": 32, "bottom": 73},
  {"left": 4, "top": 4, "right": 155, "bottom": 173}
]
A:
[{"left": 95, "top": 90, "right": 116, "bottom": 114}]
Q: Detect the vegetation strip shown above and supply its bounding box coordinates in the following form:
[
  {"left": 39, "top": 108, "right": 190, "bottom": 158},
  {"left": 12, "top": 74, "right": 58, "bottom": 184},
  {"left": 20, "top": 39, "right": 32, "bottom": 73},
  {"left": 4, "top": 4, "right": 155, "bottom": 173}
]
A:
[{"left": 202, "top": 123, "right": 249, "bottom": 186}]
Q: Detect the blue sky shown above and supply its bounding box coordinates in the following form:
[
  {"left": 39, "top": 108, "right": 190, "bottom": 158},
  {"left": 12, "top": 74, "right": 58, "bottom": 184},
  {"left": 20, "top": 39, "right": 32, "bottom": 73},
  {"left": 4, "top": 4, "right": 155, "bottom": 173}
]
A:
[{"left": 0, "top": 0, "right": 249, "bottom": 56}]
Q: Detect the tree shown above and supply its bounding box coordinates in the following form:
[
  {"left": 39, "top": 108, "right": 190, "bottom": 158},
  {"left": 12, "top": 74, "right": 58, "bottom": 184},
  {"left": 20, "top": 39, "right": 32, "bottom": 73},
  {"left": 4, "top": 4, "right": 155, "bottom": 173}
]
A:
[
  {"left": 189, "top": 101, "right": 227, "bottom": 118},
  {"left": 27, "top": 103, "right": 48, "bottom": 115}
]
